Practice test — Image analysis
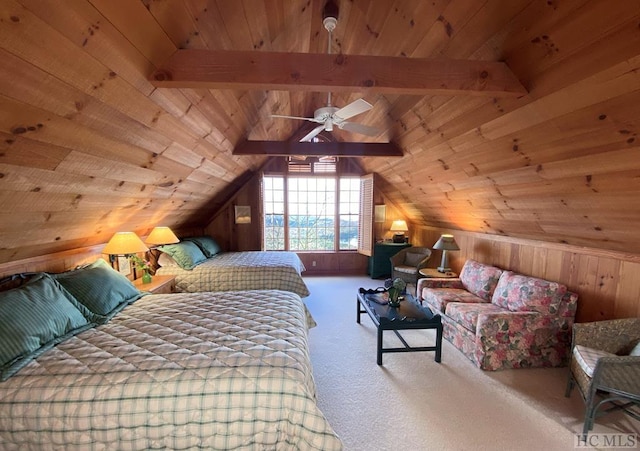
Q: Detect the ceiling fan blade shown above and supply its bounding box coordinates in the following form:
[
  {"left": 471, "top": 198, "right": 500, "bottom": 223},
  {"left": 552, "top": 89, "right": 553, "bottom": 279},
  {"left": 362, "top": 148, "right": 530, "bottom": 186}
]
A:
[
  {"left": 299, "top": 124, "right": 326, "bottom": 142},
  {"left": 271, "top": 114, "right": 322, "bottom": 123},
  {"left": 333, "top": 98, "right": 373, "bottom": 121},
  {"left": 339, "top": 121, "right": 380, "bottom": 137}
]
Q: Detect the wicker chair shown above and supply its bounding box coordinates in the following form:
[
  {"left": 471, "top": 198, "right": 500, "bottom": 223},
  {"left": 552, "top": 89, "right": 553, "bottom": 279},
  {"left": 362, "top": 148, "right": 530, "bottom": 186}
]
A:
[
  {"left": 390, "top": 247, "right": 432, "bottom": 286},
  {"left": 565, "top": 318, "right": 640, "bottom": 436}
]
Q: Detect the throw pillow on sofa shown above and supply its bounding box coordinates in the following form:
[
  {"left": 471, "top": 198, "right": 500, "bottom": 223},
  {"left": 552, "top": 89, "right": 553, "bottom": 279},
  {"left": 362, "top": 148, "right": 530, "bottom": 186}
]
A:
[
  {"left": 459, "top": 259, "right": 503, "bottom": 301},
  {"left": 491, "top": 271, "right": 567, "bottom": 314}
]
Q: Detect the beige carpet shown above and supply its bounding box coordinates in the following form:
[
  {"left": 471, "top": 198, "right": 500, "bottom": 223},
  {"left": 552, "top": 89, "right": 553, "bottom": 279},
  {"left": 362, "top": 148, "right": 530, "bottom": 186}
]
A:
[{"left": 303, "top": 275, "right": 639, "bottom": 451}]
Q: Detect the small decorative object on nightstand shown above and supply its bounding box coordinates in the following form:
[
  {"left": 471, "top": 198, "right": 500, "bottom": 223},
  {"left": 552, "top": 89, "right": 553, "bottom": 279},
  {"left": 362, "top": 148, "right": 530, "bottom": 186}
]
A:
[{"left": 134, "top": 274, "right": 176, "bottom": 295}]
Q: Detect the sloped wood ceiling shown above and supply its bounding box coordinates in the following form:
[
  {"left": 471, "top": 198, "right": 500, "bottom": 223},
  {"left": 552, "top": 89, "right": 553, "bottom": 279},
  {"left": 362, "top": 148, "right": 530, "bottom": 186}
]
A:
[{"left": 0, "top": 0, "right": 639, "bottom": 263}]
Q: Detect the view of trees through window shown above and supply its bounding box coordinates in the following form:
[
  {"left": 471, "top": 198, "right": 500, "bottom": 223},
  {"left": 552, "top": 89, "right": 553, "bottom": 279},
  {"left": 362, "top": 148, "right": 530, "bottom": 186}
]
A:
[{"left": 263, "top": 175, "right": 360, "bottom": 251}]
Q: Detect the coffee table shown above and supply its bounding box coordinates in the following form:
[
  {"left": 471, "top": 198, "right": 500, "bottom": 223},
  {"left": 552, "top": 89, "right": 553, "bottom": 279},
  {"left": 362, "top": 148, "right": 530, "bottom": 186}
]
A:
[{"left": 356, "top": 288, "right": 443, "bottom": 365}]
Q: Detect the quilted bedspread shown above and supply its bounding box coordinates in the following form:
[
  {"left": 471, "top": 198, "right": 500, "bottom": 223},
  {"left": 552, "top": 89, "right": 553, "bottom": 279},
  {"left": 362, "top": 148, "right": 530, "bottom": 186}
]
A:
[
  {"left": 156, "top": 251, "right": 310, "bottom": 298},
  {"left": 0, "top": 290, "right": 341, "bottom": 450}
]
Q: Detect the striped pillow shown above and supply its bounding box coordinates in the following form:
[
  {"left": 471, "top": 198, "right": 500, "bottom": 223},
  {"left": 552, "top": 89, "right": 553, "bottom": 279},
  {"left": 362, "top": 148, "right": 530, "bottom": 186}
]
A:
[
  {"left": 0, "top": 273, "right": 94, "bottom": 381},
  {"left": 53, "top": 258, "right": 143, "bottom": 324},
  {"left": 183, "top": 236, "right": 222, "bottom": 258},
  {"left": 158, "top": 241, "right": 207, "bottom": 270}
]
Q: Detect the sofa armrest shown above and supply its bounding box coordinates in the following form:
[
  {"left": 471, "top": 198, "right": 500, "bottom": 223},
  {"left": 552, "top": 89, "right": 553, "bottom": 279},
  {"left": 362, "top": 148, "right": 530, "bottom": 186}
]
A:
[{"left": 417, "top": 277, "right": 464, "bottom": 301}]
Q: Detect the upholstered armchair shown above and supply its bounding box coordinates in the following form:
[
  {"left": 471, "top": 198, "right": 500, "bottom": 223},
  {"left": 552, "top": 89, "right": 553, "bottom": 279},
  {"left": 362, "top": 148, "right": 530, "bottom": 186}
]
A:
[
  {"left": 565, "top": 318, "right": 640, "bottom": 436},
  {"left": 390, "top": 247, "right": 431, "bottom": 286}
]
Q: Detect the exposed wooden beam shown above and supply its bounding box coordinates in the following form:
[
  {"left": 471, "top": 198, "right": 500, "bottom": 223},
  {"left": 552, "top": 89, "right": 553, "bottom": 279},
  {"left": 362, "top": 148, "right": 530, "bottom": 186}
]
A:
[
  {"left": 233, "top": 141, "right": 403, "bottom": 157},
  {"left": 151, "top": 50, "right": 528, "bottom": 97}
]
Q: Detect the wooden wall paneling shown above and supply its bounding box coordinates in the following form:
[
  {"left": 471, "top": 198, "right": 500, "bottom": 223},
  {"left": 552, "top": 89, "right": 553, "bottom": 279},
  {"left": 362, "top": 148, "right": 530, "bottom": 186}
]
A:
[
  {"left": 144, "top": 0, "right": 207, "bottom": 50},
  {"left": 0, "top": 244, "right": 105, "bottom": 278},
  {"left": 87, "top": 0, "right": 176, "bottom": 67},
  {"left": 414, "top": 225, "right": 640, "bottom": 323},
  {"left": 505, "top": 0, "right": 640, "bottom": 88},
  {"left": 17, "top": 0, "right": 157, "bottom": 95},
  {"left": 615, "top": 261, "right": 640, "bottom": 318},
  {"left": 0, "top": 134, "right": 70, "bottom": 170}
]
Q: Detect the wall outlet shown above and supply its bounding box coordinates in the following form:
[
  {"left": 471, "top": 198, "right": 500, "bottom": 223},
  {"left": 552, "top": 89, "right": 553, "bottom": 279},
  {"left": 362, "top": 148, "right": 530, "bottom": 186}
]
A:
[{"left": 312, "top": 261, "right": 317, "bottom": 267}]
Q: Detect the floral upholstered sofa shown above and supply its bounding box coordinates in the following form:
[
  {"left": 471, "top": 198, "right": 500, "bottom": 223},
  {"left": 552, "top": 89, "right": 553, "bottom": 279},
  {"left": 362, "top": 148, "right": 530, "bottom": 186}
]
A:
[{"left": 417, "top": 259, "right": 579, "bottom": 370}]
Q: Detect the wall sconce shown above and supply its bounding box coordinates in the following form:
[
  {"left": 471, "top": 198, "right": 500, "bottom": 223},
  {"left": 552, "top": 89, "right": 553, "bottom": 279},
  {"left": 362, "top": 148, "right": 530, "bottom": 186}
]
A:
[
  {"left": 390, "top": 220, "right": 409, "bottom": 243},
  {"left": 102, "top": 232, "right": 149, "bottom": 275},
  {"left": 432, "top": 234, "right": 460, "bottom": 273}
]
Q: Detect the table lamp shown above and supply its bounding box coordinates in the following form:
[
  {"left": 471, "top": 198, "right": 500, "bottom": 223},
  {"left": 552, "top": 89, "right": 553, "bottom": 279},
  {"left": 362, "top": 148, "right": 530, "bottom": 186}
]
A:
[
  {"left": 102, "top": 232, "right": 149, "bottom": 270},
  {"left": 390, "top": 220, "right": 409, "bottom": 243},
  {"left": 145, "top": 226, "right": 180, "bottom": 246},
  {"left": 432, "top": 234, "right": 459, "bottom": 273}
]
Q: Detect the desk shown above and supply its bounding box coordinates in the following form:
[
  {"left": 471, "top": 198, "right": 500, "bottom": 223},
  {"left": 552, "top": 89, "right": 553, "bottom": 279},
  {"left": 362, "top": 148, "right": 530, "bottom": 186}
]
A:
[{"left": 419, "top": 268, "right": 458, "bottom": 278}]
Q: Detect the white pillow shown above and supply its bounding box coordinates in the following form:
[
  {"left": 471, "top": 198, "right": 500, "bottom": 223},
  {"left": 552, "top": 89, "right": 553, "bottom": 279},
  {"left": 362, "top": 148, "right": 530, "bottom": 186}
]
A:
[
  {"left": 629, "top": 341, "right": 640, "bottom": 357},
  {"left": 158, "top": 252, "right": 179, "bottom": 268}
]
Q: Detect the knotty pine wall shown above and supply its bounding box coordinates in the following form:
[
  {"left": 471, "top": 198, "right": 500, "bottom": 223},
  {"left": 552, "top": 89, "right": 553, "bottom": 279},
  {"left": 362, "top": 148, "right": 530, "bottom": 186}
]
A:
[{"left": 412, "top": 226, "right": 640, "bottom": 323}]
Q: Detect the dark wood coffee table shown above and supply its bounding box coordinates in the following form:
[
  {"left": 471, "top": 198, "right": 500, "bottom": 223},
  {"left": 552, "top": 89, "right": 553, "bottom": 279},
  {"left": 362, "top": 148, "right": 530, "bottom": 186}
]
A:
[{"left": 356, "top": 288, "right": 443, "bottom": 365}]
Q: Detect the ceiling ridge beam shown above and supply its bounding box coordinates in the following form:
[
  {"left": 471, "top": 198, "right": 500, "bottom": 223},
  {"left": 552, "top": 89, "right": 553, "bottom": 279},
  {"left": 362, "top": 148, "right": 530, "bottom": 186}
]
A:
[
  {"left": 233, "top": 141, "right": 403, "bottom": 157},
  {"left": 151, "top": 49, "right": 527, "bottom": 97}
]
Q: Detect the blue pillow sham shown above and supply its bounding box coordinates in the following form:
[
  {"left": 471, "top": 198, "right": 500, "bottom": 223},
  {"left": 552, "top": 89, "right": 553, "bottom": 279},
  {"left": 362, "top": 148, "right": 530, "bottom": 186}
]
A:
[
  {"left": 0, "top": 273, "right": 95, "bottom": 381},
  {"left": 182, "top": 236, "right": 221, "bottom": 258},
  {"left": 158, "top": 241, "right": 207, "bottom": 270},
  {"left": 52, "top": 258, "right": 143, "bottom": 324}
]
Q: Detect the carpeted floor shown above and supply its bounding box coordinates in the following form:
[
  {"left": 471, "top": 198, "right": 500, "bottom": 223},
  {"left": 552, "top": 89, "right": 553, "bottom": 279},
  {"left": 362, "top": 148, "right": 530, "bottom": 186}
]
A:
[{"left": 303, "top": 275, "right": 639, "bottom": 451}]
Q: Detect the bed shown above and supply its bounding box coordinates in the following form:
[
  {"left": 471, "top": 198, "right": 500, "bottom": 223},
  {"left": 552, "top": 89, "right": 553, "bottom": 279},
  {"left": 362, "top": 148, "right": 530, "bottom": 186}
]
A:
[
  {"left": 154, "top": 237, "right": 310, "bottom": 298},
  {"left": 0, "top": 261, "right": 341, "bottom": 450}
]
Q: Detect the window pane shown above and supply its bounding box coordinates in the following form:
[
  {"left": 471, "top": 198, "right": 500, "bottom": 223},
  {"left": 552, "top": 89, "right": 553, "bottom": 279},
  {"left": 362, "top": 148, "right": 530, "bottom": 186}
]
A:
[{"left": 339, "top": 178, "right": 360, "bottom": 250}]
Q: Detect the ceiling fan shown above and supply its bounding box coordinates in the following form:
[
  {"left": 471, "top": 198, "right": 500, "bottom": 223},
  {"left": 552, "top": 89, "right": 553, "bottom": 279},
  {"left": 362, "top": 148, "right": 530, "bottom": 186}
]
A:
[{"left": 271, "top": 1, "right": 381, "bottom": 142}]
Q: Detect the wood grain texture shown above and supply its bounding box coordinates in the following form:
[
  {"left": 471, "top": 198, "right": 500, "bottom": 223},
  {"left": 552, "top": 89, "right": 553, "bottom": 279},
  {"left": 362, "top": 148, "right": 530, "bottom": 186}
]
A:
[{"left": 0, "top": 0, "right": 637, "bottom": 280}]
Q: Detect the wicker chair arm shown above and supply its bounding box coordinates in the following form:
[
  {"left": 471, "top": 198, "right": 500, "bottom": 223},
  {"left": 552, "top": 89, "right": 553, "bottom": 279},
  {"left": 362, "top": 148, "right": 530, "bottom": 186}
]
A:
[{"left": 592, "top": 356, "right": 640, "bottom": 397}]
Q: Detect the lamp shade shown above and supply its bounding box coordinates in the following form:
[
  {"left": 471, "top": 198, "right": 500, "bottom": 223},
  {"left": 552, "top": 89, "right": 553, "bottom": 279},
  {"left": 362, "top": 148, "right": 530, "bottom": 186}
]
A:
[
  {"left": 390, "top": 220, "right": 409, "bottom": 232},
  {"left": 145, "top": 226, "right": 180, "bottom": 246},
  {"left": 102, "top": 232, "right": 149, "bottom": 255},
  {"left": 433, "top": 234, "right": 460, "bottom": 251}
]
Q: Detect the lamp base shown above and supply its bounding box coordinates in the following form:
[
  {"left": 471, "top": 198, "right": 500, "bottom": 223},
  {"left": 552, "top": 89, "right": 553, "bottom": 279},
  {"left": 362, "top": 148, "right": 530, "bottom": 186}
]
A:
[
  {"left": 437, "top": 266, "right": 452, "bottom": 273},
  {"left": 392, "top": 233, "right": 406, "bottom": 243}
]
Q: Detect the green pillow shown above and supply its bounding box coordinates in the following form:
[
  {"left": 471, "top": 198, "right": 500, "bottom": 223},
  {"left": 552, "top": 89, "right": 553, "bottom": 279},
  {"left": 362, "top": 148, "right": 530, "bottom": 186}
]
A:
[
  {"left": 183, "top": 236, "right": 221, "bottom": 258},
  {"left": 53, "top": 258, "right": 143, "bottom": 324},
  {"left": 0, "top": 273, "right": 94, "bottom": 381},
  {"left": 158, "top": 241, "right": 207, "bottom": 270}
]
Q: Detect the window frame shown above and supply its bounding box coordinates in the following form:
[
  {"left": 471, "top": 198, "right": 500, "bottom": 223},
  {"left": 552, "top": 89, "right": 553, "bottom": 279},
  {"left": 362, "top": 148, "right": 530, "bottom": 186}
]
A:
[{"left": 262, "top": 172, "right": 362, "bottom": 252}]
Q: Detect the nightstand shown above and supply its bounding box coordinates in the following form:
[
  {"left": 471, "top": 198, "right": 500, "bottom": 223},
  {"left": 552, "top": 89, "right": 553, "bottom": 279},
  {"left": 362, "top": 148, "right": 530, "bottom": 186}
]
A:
[
  {"left": 419, "top": 268, "right": 458, "bottom": 279},
  {"left": 133, "top": 274, "right": 176, "bottom": 294}
]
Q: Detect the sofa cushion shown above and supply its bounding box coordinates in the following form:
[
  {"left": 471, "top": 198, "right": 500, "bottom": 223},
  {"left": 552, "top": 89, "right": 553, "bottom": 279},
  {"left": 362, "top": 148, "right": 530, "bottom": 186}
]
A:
[
  {"left": 459, "top": 259, "right": 503, "bottom": 301},
  {"left": 422, "top": 288, "right": 488, "bottom": 314},
  {"left": 445, "top": 302, "right": 506, "bottom": 334},
  {"left": 491, "top": 271, "right": 567, "bottom": 314}
]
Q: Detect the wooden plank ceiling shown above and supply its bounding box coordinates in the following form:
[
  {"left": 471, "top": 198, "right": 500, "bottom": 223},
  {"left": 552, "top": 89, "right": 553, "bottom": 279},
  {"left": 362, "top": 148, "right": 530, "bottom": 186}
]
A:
[{"left": 0, "top": 0, "right": 639, "bottom": 263}]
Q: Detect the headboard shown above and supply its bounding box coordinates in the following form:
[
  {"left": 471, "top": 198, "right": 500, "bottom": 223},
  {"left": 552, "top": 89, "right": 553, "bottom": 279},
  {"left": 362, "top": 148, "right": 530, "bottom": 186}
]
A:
[{"left": 0, "top": 245, "right": 106, "bottom": 280}]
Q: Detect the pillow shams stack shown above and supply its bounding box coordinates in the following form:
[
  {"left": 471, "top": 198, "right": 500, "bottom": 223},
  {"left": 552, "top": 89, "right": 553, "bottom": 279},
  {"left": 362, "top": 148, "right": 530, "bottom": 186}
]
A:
[
  {"left": 158, "top": 240, "right": 208, "bottom": 270},
  {"left": 0, "top": 273, "right": 95, "bottom": 381},
  {"left": 182, "top": 236, "right": 222, "bottom": 258}
]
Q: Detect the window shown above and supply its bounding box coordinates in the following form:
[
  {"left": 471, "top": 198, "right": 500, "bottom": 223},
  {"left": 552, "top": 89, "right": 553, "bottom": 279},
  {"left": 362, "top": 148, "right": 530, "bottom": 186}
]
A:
[{"left": 262, "top": 174, "right": 361, "bottom": 251}]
